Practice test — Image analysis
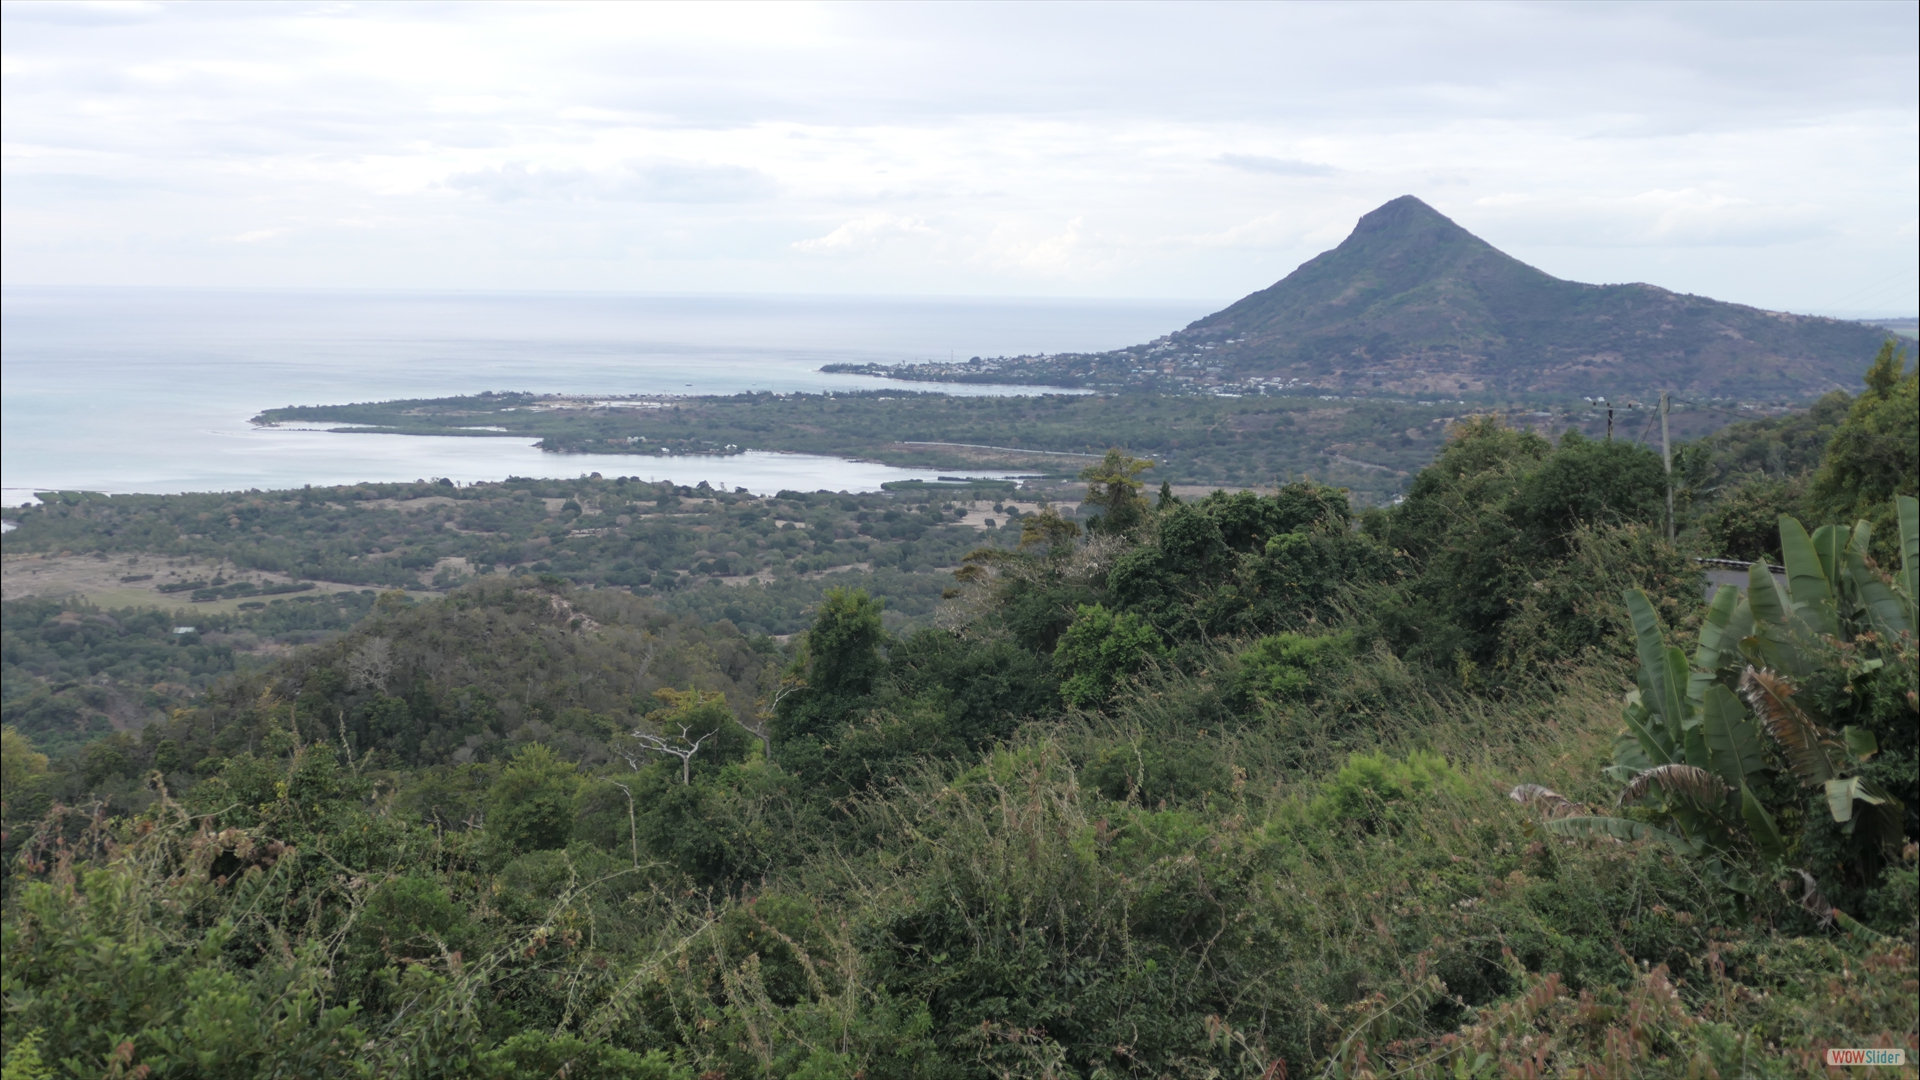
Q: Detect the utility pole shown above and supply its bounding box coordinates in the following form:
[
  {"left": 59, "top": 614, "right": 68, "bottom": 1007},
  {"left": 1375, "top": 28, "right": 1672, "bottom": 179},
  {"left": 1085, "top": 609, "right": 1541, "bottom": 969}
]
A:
[{"left": 1660, "top": 391, "right": 1674, "bottom": 543}]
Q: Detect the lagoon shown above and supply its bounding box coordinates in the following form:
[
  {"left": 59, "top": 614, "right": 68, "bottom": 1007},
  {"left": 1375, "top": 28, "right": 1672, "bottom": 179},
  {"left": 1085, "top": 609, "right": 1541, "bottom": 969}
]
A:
[{"left": 1, "top": 287, "right": 1215, "bottom": 503}]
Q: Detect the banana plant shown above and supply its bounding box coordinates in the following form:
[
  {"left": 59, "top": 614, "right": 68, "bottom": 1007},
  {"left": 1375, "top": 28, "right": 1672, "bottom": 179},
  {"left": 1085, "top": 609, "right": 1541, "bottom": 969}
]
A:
[
  {"left": 1546, "top": 498, "right": 1915, "bottom": 899},
  {"left": 1762, "top": 496, "right": 1915, "bottom": 656},
  {"left": 1547, "top": 590, "right": 1778, "bottom": 879}
]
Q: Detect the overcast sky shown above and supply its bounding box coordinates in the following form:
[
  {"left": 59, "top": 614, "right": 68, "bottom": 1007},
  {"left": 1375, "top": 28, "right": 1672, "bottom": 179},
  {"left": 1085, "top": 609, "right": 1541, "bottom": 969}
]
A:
[{"left": 3, "top": 1, "right": 1915, "bottom": 314}]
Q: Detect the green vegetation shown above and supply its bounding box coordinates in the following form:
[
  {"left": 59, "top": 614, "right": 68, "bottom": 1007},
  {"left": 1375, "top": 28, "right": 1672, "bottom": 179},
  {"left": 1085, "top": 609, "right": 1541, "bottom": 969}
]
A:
[
  {"left": 7, "top": 388, "right": 1916, "bottom": 1077},
  {"left": 1681, "top": 341, "right": 1917, "bottom": 563},
  {"left": 3, "top": 350, "right": 1915, "bottom": 1077},
  {"left": 4, "top": 479, "right": 1034, "bottom": 636},
  {"left": 2, "top": 592, "right": 379, "bottom": 760},
  {"left": 251, "top": 388, "right": 1603, "bottom": 500}
]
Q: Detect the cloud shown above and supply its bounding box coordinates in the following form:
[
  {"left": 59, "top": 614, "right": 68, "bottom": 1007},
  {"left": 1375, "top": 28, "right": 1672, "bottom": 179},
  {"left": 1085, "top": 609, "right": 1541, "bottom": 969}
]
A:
[
  {"left": 0, "top": 3, "right": 1911, "bottom": 307},
  {"left": 441, "top": 163, "right": 590, "bottom": 202},
  {"left": 1475, "top": 190, "right": 1833, "bottom": 249},
  {"left": 793, "top": 213, "right": 935, "bottom": 253},
  {"left": 441, "top": 161, "right": 777, "bottom": 204},
  {"left": 2, "top": 1, "right": 162, "bottom": 26},
  {"left": 616, "top": 162, "right": 778, "bottom": 203},
  {"left": 1217, "top": 154, "right": 1339, "bottom": 178}
]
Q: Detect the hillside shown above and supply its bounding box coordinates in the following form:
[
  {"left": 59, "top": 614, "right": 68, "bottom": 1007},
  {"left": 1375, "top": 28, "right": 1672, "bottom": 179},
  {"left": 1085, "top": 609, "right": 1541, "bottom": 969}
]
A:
[
  {"left": 5, "top": 406, "right": 1915, "bottom": 1076},
  {"left": 1178, "top": 195, "right": 1890, "bottom": 396},
  {"left": 835, "top": 196, "right": 1892, "bottom": 400}
]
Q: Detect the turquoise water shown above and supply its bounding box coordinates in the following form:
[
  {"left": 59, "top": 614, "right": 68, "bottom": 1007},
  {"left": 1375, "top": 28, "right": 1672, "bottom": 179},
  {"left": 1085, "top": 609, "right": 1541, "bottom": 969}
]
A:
[{"left": 1, "top": 287, "right": 1213, "bottom": 502}]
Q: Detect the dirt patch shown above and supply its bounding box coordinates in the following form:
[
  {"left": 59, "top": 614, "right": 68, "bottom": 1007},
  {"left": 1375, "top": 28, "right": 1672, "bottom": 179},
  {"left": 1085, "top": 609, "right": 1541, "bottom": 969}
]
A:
[
  {"left": 957, "top": 499, "right": 1063, "bottom": 531},
  {"left": 362, "top": 495, "right": 462, "bottom": 511},
  {"left": 1, "top": 552, "right": 427, "bottom": 613},
  {"left": 799, "top": 562, "right": 873, "bottom": 579}
]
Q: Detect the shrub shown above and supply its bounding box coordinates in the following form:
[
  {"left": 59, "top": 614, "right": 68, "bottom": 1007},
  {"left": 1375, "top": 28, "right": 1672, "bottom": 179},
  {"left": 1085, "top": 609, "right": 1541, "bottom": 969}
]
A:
[
  {"left": 1311, "top": 749, "right": 1472, "bottom": 831},
  {"left": 1236, "top": 630, "right": 1352, "bottom": 702},
  {"left": 1053, "top": 603, "right": 1164, "bottom": 708}
]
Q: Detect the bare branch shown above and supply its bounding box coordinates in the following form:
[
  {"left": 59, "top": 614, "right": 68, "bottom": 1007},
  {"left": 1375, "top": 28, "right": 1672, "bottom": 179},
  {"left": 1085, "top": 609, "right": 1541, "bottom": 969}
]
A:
[{"left": 630, "top": 724, "right": 716, "bottom": 786}]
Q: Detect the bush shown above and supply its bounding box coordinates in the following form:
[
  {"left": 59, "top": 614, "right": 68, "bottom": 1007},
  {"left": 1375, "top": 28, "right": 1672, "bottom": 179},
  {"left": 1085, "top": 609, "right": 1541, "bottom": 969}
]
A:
[
  {"left": 1235, "top": 630, "right": 1352, "bottom": 702},
  {"left": 1053, "top": 603, "right": 1163, "bottom": 708},
  {"left": 1311, "top": 749, "right": 1472, "bottom": 831}
]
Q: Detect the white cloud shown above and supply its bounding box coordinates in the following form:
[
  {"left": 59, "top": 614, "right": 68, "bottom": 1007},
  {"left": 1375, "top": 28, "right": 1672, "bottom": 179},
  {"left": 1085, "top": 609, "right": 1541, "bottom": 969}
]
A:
[
  {"left": 0, "top": 2, "right": 1912, "bottom": 309},
  {"left": 793, "top": 213, "right": 934, "bottom": 253},
  {"left": 1471, "top": 189, "right": 1832, "bottom": 249},
  {"left": 1217, "top": 155, "right": 1340, "bottom": 178}
]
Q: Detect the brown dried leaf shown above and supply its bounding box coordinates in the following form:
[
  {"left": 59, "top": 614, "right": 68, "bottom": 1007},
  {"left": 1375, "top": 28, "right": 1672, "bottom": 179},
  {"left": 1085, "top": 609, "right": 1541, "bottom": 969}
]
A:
[
  {"left": 1617, "top": 764, "right": 1727, "bottom": 807},
  {"left": 1508, "top": 783, "right": 1584, "bottom": 819},
  {"left": 1738, "top": 667, "right": 1837, "bottom": 784}
]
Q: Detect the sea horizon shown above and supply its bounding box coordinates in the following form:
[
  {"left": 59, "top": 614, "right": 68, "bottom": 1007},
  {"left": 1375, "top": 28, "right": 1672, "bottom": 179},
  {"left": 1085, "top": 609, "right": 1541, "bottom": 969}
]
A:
[{"left": 1, "top": 285, "right": 1219, "bottom": 502}]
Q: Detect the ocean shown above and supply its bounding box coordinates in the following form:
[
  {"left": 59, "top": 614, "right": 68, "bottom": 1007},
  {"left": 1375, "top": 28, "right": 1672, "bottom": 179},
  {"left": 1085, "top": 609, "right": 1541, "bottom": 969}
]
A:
[{"left": 0, "top": 287, "right": 1216, "bottom": 505}]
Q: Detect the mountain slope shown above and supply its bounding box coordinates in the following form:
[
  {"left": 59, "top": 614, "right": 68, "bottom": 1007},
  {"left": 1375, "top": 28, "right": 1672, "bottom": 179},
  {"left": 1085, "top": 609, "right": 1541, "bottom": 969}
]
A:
[{"left": 1169, "top": 196, "right": 1889, "bottom": 397}]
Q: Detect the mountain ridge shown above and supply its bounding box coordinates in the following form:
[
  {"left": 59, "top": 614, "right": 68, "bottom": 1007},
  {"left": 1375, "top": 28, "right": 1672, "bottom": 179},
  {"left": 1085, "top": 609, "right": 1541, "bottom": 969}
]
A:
[
  {"left": 829, "top": 196, "right": 1892, "bottom": 399},
  {"left": 1160, "top": 195, "right": 1889, "bottom": 397}
]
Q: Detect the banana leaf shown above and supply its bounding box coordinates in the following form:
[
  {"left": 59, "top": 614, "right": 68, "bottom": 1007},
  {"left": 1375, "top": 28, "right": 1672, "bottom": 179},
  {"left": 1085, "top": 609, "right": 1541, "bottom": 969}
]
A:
[
  {"left": 1740, "top": 667, "right": 1837, "bottom": 786},
  {"left": 1623, "top": 590, "right": 1679, "bottom": 727},
  {"left": 1823, "top": 775, "right": 1887, "bottom": 824},
  {"left": 1810, "top": 523, "right": 1850, "bottom": 599},
  {"left": 1663, "top": 646, "right": 1693, "bottom": 739},
  {"left": 1683, "top": 723, "right": 1710, "bottom": 771},
  {"left": 1751, "top": 564, "right": 1804, "bottom": 672},
  {"left": 1622, "top": 703, "right": 1675, "bottom": 766},
  {"left": 1846, "top": 543, "right": 1913, "bottom": 639},
  {"left": 1619, "top": 763, "right": 1728, "bottom": 807},
  {"left": 1740, "top": 784, "right": 1787, "bottom": 862},
  {"left": 1545, "top": 815, "right": 1700, "bottom": 858},
  {"left": 1603, "top": 763, "right": 1643, "bottom": 784},
  {"left": 1843, "top": 726, "right": 1879, "bottom": 763},
  {"left": 1701, "top": 684, "right": 1765, "bottom": 785},
  {"left": 1691, "top": 586, "right": 1741, "bottom": 697},
  {"left": 1738, "top": 632, "right": 1798, "bottom": 680},
  {"left": 1898, "top": 495, "right": 1918, "bottom": 623},
  {"left": 1780, "top": 516, "right": 1838, "bottom": 637},
  {"left": 1611, "top": 729, "right": 1654, "bottom": 774}
]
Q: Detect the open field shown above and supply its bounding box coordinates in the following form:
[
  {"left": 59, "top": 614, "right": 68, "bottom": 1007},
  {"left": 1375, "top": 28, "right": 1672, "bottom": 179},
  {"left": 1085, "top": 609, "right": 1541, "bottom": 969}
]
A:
[{"left": 1, "top": 553, "right": 426, "bottom": 615}]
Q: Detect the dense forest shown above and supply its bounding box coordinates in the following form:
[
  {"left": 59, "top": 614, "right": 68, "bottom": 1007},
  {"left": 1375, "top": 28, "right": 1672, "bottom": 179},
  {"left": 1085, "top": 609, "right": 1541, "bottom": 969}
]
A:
[{"left": 0, "top": 343, "right": 1915, "bottom": 1078}]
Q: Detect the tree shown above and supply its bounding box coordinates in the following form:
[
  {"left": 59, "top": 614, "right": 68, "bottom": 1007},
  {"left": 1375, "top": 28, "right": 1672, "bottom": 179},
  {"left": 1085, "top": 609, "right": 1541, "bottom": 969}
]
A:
[
  {"left": 1509, "top": 430, "right": 1666, "bottom": 558},
  {"left": 627, "top": 687, "right": 738, "bottom": 785},
  {"left": 774, "top": 587, "right": 886, "bottom": 746},
  {"left": 1053, "top": 603, "right": 1163, "bottom": 708},
  {"left": 1017, "top": 506, "right": 1081, "bottom": 557},
  {"left": 1080, "top": 449, "right": 1155, "bottom": 535},
  {"left": 1809, "top": 340, "right": 1917, "bottom": 560},
  {"left": 1, "top": 725, "right": 50, "bottom": 802},
  {"left": 485, "top": 744, "right": 580, "bottom": 860}
]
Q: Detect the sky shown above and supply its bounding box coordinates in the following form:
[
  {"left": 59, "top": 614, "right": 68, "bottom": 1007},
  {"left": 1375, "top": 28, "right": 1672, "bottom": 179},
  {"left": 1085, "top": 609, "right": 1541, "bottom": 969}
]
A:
[{"left": 2, "top": 1, "right": 1916, "bottom": 315}]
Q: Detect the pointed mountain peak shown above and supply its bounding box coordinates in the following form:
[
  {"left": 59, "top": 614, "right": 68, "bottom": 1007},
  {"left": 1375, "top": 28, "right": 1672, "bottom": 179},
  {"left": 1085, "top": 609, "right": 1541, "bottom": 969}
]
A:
[
  {"left": 1170, "top": 195, "right": 1884, "bottom": 397},
  {"left": 1346, "top": 195, "right": 1480, "bottom": 244}
]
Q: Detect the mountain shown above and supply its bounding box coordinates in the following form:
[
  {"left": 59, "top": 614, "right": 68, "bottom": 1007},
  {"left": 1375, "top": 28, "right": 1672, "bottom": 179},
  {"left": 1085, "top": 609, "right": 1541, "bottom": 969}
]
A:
[{"left": 1160, "top": 196, "right": 1890, "bottom": 398}]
